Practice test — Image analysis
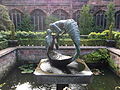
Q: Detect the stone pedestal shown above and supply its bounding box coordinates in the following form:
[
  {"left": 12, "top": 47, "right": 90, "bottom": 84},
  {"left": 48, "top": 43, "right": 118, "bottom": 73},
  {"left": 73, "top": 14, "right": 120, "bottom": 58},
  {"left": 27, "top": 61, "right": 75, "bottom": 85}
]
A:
[{"left": 34, "top": 58, "right": 93, "bottom": 89}]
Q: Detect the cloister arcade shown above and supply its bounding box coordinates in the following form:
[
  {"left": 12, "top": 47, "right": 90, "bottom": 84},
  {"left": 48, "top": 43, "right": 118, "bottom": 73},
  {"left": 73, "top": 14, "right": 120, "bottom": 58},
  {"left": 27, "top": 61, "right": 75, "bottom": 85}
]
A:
[{"left": 9, "top": 8, "right": 120, "bottom": 31}]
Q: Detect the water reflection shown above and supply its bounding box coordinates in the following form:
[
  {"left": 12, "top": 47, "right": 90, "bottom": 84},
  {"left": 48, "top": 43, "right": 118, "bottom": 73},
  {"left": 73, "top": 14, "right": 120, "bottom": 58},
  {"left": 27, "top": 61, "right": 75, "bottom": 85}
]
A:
[{"left": 0, "top": 65, "right": 120, "bottom": 90}]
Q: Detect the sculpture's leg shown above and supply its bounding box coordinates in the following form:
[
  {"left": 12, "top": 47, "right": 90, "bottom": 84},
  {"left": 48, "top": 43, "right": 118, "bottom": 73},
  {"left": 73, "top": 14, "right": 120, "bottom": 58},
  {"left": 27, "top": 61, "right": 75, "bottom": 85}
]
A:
[{"left": 69, "top": 23, "right": 80, "bottom": 61}]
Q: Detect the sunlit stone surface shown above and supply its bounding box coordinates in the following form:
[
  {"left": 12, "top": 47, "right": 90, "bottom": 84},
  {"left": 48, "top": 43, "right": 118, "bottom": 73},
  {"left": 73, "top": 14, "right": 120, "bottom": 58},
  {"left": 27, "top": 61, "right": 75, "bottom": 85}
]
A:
[{"left": 34, "top": 59, "right": 93, "bottom": 84}]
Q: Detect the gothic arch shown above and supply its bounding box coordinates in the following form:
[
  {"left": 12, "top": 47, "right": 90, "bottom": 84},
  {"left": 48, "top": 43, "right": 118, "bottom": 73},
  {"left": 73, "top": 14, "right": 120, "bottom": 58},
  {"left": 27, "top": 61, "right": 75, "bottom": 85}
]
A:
[
  {"left": 30, "top": 9, "right": 47, "bottom": 16},
  {"left": 94, "top": 10, "right": 106, "bottom": 30},
  {"left": 9, "top": 9, "right": 23, "bottom": 28},
  {"left": 115, "top": 10, "right": 120, "bottom": 29},
  {"left": 72, "top": 10, "right": 80, "bottom": 23},
  {"left": 52, "top": 9, "right": 70, "bottom": 20},
  {"left": 31, "top": 9, "right": 46, "bottom": 31}
]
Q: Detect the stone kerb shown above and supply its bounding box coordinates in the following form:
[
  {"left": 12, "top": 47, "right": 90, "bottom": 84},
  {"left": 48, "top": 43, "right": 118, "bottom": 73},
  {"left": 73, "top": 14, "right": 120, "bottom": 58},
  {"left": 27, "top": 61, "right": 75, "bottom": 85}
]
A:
[
  {"left": 17, "top": 46, "right": 106, "bottom": 63},
  {"left": 0, "top": 47, "right": 16, "bottom": 80},
  {"left": 107, "top": 48, "right": 120, "bottom": 76},
  {"left": 0, "top": 46, "right": 120, "bottom": 81}
]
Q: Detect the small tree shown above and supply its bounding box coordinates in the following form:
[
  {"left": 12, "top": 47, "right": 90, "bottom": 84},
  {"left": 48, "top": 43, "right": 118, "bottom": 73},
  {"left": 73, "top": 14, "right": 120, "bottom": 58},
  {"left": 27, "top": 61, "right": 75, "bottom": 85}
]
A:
[
  {"left": 0, "top": 5, "right": 15, "bottom": 39},
  {"left": 79, "top": 5, "right": 94, "bottom": 35},
  {"left": 106, "top": 3, "right": 115, "bottom": 39},
  {"left": 17, "top": 13, "right": 34, "bottom": 31},
  {"left": 106, "top": 3, "right": 115, "bottom": 29},
  {"left": 45, "top": 15, "right": 59, "bottom": 29}
]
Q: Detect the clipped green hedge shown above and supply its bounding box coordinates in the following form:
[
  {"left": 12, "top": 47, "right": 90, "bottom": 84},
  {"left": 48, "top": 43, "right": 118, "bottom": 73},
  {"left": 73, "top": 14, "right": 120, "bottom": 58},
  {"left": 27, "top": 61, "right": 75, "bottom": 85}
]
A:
[
  {"left": 16, "top": 31, "right": 46, "bottom": 40},
  {"left": 0, "top": 31, "right": 47, "bottom": 40},
  {"left": 0, "top": 31, "right": 89, "bottom": 41},
  {"left": 18, "top": 39, "right": 45, "bottom": 46},
  {"left": 18, "top": 39, "right": 106, "bottom": 46},
  {"left": 59, "top": 39, "right": 106, "bottom": 46},
  {"left": 89, "top": 30, "right": 120, "bottom": 40},
  {"left": 81, "top": 39, "right": 106, "bottom": 46},
  {"left": 0, "top": 31, "right": 11, "bottom": 40},
  {"left": 0, "top": 41, "right": 8, "bottom": 50}
]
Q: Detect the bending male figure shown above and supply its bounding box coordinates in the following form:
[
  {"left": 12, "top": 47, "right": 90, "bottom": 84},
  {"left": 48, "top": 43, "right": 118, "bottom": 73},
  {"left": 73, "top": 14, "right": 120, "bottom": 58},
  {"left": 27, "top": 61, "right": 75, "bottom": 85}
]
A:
[{"left": 50, "top": 19, "right": 80, "bottom": 61}]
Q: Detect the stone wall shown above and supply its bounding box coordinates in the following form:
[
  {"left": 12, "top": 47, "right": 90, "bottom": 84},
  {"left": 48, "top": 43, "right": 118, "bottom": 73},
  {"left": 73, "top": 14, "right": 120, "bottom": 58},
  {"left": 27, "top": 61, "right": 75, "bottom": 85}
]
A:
[
  {"left": 1, "top": 46, "right": 120, "bottom": 80},
  {"left": 1, "top": 0, "right": 120, "bottom": 31},
  {"left": 108, "top": 48, "right": 120, "bottom": 76},
  {"left": 2, "top": 0, "right": 86, "bottom": 18},
  {"left": 0, "top": 46, "right": 104, "bottom": 80},
  {"left": 17, "top": 46, "right": 105, "bottom": 63},
  {"left": 2, "top": 0, "right": 120, "bottom": 15},
  {"left": 0, "top": 48, "right": 16, "bottom": 80}
]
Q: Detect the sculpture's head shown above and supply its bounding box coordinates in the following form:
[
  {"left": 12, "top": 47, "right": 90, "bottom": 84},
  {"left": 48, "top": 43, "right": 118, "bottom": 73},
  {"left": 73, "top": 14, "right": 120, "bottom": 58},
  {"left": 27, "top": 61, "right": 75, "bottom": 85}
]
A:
[
  {"left": 47, "top": 29, "right": 52, "bottom": 35},
  {"left": 49, "top": 24, "right": 54, "bottom": 31}
]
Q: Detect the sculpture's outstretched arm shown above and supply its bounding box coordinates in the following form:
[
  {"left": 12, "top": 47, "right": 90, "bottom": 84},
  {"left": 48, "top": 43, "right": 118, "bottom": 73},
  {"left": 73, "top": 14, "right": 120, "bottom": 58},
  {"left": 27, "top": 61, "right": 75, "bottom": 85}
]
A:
[{"left": 50, "top": 23, "right": 62, "bottom": 35}]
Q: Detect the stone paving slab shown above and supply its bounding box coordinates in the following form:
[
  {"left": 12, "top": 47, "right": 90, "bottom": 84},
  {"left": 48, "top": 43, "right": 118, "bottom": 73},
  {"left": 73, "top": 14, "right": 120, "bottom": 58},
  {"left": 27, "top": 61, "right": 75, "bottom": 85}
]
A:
[
  {"left": 107, "top": 48, "right": 120, "bottom": 56},
  {"left": 0, "top": 47, "right": 16, "bottom": 58}
]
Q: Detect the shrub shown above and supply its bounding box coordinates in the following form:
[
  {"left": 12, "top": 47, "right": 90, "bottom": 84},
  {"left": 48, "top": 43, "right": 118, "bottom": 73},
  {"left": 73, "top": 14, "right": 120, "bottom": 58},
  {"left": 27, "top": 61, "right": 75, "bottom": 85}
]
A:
[
  {"left": 0, "top": 34, "right": 7, "bottom": 41},
  {"left": 18, "top": 39, "right": 44, "bottom": 46},
  {"left": 17, "top": 13, "right": 34, "bottom": 31},
  {"left": 107, "top": 58, "right": 119, "bottom": 71},
  {"left": 82, "top": 49, "right": 109, "bottom": 63},
  {"left": 81, "top": 39, "right": 106, "bottom": 46},
  {"left": 114, "top": 32, "right": 120, "bottom": 40},
  {"left": 16, "top": 31, "right": 46, "bottom": 40},
  {"left": 0, "top": 31, "right": 106, "bottom": 46},
  {"left": 88, "top": 32, "right": 105, "bottom": 39},
  {"left": 0, "top": 5, "right": 15, "bottom": 32},
  {"left": 0, "top": 31, "right": 11, "bottom": 39},
  {"left": 0, "top": 41, "right": 8, "bottom": 50},
  {"left": 89, "top": 30, "right": 120, "bottom": 40},
  {"left": 17, "top": 39, "right": 106, "bottom": 46},
  {"left": 116, "top": 40, "right": 120, "bottom": 49},
  {"left": 45, "top": 16, "right": 59, "bottom": 29}
]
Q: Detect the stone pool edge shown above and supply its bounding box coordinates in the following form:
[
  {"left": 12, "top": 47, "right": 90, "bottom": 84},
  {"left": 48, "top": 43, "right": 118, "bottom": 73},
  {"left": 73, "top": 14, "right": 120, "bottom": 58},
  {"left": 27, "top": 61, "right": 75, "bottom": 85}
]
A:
[{"left": 0, "top": 46, "right": 120, "bottom": 80}]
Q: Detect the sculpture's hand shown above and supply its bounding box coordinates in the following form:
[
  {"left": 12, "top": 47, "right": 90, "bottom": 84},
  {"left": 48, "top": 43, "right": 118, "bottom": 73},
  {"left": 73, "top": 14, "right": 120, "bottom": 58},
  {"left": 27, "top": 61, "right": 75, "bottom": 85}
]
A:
[{"left": 59, "top": 31, "right": 66, "bottom": 36}]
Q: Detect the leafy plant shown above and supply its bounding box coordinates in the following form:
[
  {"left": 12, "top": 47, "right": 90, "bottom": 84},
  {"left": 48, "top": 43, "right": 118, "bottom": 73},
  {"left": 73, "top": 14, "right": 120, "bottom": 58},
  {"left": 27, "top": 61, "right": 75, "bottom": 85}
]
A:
[
  {"left": 0, "top": 83, "right": 6, "bottom": 88},
  {"left": 18, "top": 64, "right": 35, "bottom": 74},
  {"left": 45, "top": 15, "right": 59, "bottom": 29},
  {"left": 0, "top": 41, "right": 8, "bottom": 50},
  {"left": 82, "top": 49, "right": 109, "bottom": 63},
  {"left": 107, "top": 58, "right": 119, "bottom": 71}
]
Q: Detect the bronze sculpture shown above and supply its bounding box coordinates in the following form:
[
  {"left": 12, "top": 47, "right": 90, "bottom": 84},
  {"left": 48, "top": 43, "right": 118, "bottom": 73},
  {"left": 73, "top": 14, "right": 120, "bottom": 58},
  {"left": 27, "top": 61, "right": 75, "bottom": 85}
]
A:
[
  {"left": 45, "top": 19, "right": 80, "bottom": 67},
  {"left": 34, "top": 19, "right": 93, "bottom": 89}
]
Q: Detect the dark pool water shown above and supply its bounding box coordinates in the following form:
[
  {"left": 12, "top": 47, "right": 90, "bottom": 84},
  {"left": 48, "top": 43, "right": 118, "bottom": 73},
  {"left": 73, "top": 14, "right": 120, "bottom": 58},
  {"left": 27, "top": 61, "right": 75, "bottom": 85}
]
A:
[
  {"left": 0, "top": 65, "right": 120, "bottom": 90},
  {"left": 88, "top": 68, "right": 120, "bottom": 90}
]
